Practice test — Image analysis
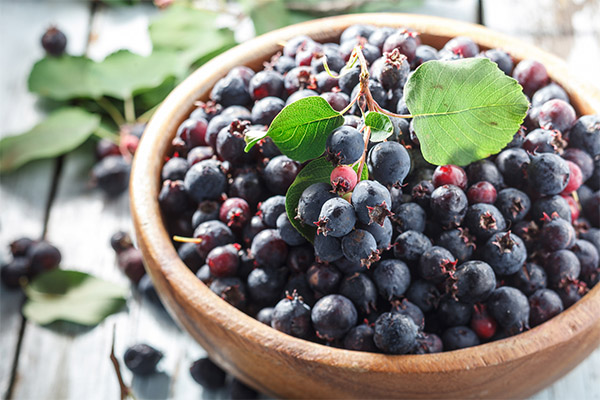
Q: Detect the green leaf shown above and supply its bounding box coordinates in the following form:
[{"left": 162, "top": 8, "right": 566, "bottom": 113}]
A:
[
  {"left": 365, "top": 111, "right": 393, "bottom": 142},
  {"left": 241, "top": 0, "right": 293, "bottom": 35},
  {"left": 23, "top": 269, "right": 127, "bottom": 326},
  {"left": 0, "top": 108, "right": 101, "bottom": 172},
  {"left": 28, "top": 51, "right": 184, "bottom": 101},
  {"left": 285, "top": 157, "right": 333, "bottom": 241},
  {"left": 149, "top": 5, "right": 236, "bottom": 60},
  {"left": 28, "top": 56, "right": 101, "bottom": 100},
  {"left": 405, "top": 58, "right": 529, "bottom": 166},
  {"left": 354, "top": 161, "right": 369, "bottom": 181},
  {"left": 92, "top": 50, "right": 185, "bottom": 100},
  {"left": 245, "top": 96, "right": 344, "bottom": 163}
]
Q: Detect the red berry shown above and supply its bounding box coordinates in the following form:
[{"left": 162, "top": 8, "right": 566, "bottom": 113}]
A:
[
  {"left": 206, "top": 244, "right": 239, "bottom": 277},
  {"left": 432, "top": 165, "right": 468, "bottom": 190},
  {"left": 560, "top": 161, "right": 582, "bottom": 195},
  {"left": 467, "top": 181, "right": 497, "bottom": 204},
  {"left": 470, "top": 304, "right": 497, "bottom": 340},
  {"left": 219, "top": 198, "right": 251, "bottom": 229},
  {"left": 562, "top": 194, "right": 581, "bottom": 221},
  {"left": 330, "top": 165, "right": 358, "bottom": 194},
  {"left": 538, "top": 99, "right": 576, "bottom": 133}
]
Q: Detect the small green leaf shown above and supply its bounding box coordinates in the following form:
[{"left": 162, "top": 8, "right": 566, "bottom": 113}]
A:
[
  {"left": 365, "top": 111, "right": 393, "bottom": 142},
  {"left": 23, "top": 269, "right": 127, "bottom": 326},
  {"left": 354, "top": 162, "right": 369, "bottom": 181},
  {"left": 246, "top": 96, "right": 344, "bottom": 163},
  {"left": 285, "top": 157, "right": 334, "bottom": 241},
  {"left": 0, "top": 108, "right": 101, "bottom": 172},
  {"left": 405, "top": 58, "right": 529, "bottom": 166}
]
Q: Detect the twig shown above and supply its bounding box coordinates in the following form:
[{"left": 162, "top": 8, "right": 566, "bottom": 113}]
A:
[{"left": 110, "top": 325, "right": 134, "bottom": 400}]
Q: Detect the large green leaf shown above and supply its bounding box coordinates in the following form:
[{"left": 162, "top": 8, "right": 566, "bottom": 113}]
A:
[
  {"left": 245, "top": 96, "right": 344, "bottom": 163},
  {"left": 241, "top": 0, "right": 293, "bottom": 35},
  {"left": 23, "top": 269, "right": 127, "bottom": 326},
  {"left": 405, "top": 58, "right": 529, "bottom": 166},
  {"left": 28, "top": 51, "right": 183, "bottom": 101},
  {"left": 149, "top": 5, "right": 236, "bottom": 58},
  {"left": 0, "top": 108, "right": 101, "bottom": 172}
]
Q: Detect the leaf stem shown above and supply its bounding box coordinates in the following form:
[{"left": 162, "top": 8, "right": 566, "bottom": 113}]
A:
[
  {"left": 97, "top": 97, "right": 126, "bottom": 127},
  {"left": 124, "top": 96, "right": 136, "bottom": 124},
  {"left": 356, "top": 126, "right": 371, "bottom": 180},
  {"left": 93, "top": 125, "right": 121, "bottom": 144},
  {"left": 339, "top": 93, "right": 359, "bottom": 115},
  {"left": 173, "top": 235, "right": 203, "bottom": 244},
  {"left": 137, "top": 103, "right": 159, "bottom": 124},
  {"left": 373, "top": 103, "right": 412, "bottom": 119}
]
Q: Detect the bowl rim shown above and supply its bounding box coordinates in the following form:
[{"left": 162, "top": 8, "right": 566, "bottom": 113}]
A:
[{"left": 131, "top": 13, "right": 600, "bottom": 375}]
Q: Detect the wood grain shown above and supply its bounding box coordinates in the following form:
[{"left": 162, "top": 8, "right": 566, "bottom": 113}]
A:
[{"left": 131, "top": 14, "right": 600, "bottom": 399}]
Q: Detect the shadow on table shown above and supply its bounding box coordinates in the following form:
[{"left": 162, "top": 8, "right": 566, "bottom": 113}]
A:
[{"left": 132, "top": 371, "right": 171, "bottom": 400}]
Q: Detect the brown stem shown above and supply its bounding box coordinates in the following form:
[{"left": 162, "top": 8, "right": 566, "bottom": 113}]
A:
[
  {"left": 356, "top": 126, "right": 372, "bottom": 180},
  {"left": 110, "top": 325, "right": 133, "bottom": 400}
]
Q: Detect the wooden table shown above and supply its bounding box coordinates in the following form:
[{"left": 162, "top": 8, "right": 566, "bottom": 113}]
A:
[{"left": 1, "top": 1, "right": 598, "bottom": 399}]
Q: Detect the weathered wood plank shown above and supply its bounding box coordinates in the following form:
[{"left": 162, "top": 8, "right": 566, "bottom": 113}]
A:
[{"left": 0, "top": 2, "right": 92, "bottom": 398}]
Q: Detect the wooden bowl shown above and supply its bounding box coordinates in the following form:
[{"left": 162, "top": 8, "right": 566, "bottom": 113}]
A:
[{"left": 131, "top": 14, "right": 600, "bottom": 399}]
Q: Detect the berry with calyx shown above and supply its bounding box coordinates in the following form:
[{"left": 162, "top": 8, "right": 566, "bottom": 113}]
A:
[
  {"left": 206, "top": 244, "right": 239, "bottom": 278},
  {"left": 382, "top": 30, "right": 418, "bottom": 63},
  {"left": 452, "top": 260, "right": 496, "bottom": 303},
  {"left": 373, "top": 259, "right": 411, "bottom": 301},
  {"left": 393, "top": 230, "right": 432, "bottom": 262},
  {"left": 508, "top": 262, "right": 547, "bottom": 296},
  {"left": 411, "top": 180, "right": 435, "bottom": 209},
  {"left": 41, "top": 26, "right": 67, "bottom": 56},
  {"left": 487, "top": 286, "right": 530, "bottom": 335},
  {"left": 527, "top": 153, "right": 570, "bottom": 196},
  {"left": 495, "top": 148, "right": 530, "bottom": 188},
  {"left": 482, "top": 231, "right": 527, "bottom": 276},
  {"left": 544, "top": 249, "right": 581, "bottom": 288},
  {"left": 569, "top": 114, "right": 600, "bottom": 157},
  {"left": 250, "top": 229, "right": 288, "bottom": 268},
  {"left": 418, "top": 246, "right": 457, "bottom": 284},
  {"left": 495, "top": 188, "right": 531, "bottom": 224},
  {"left": 529, "top": 289, "right": 564, "bottom": 327},
  {"left": 341, "top": 229, "right": 380, "bottom": 267},
  {"left": 463, "top": 203, "right": 507, "bottom": 241},
  {"left": 358, "top": 217, "right": 393, "bottom": 250},
  {"left": 556, "top": 278, "right": 588, "bottom": 308},
  {"left": 430, "top": 184, "right": 468, "bottom": 228},
  {"left": 219, "top": 198, "right": 251, "bottom": 229},
  {"left": 311, "top": 294, "right": 357, "bottom": 341},
  {"left": 271, "top": 292, "right": 312, "bottom": 339},
  {"left": 325, "top": 126, "right": 364, "bottom": 166},
  {"left": 414, "top": 332, "right": 444, "bottom": 354},
  {"left": 330, "top": 165, "right": 358, "bottom": 194},
  {"left": 351, "top": 180, "right": 393, "bottom": 225},
  {"left": 523, "top": 128, "right": 565, "bottom": 154},
  {"left": 540, "top": 215, "right": 576, "bottom": 251},
  {"left": 263, "top": 155, "right": 300, "bottom": 195},
  {"left": 436, "top": 228, "right": 476, "bottom": 263},
  {"left": 373, "top": 312, "right": 418, "bottom": 354},
  {"left": 124, "top": 344, "right": 163, "bottom": 375},
  {"left": 297, "top": 183, "right": 336, "bottom": 227},
  {"left": 316, "top": 197, "right": 357, "bottom": 237},
  {"left": 340, "top": 272, "right": 378, "bottom": 314},
  {"left": 531, "top": 195, "right": 572, "bottom": 223}
]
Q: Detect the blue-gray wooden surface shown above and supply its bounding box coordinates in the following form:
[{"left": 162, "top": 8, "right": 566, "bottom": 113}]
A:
[{"left": 0, "top": 1, "right": 598, "bottom": 399}]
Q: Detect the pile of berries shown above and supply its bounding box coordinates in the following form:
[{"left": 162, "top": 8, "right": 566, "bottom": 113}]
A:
[
  {"left": 158, "top": 24, "right": 599, "bottom": 355},
  {"left": 1, "top": 237, "right": 62, "bottom": 289}
]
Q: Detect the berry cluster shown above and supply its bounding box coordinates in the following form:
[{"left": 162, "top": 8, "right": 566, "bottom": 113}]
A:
[
  {"left": 159, "top": 24, "right": 599, "bottom": 355},
  {"left": 1, "top": 237, "right": 62, "bottom": 288}
]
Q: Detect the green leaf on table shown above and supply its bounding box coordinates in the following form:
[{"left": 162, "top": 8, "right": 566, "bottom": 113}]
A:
[
  {"left": 285, "top": 157, "right": 333, "bottom": 241},
  {"left": 28, "top": 56, "right": 101, "bottom": 100},
  {"left": 244, "top": 96, "right": 344, "bottom": 163},
  {"left": 149, "top": 5, "right": 236, "bottom": 64},
  {"left": 28, "top": 51, "right": 184, "bottom": 101},
  {"left": 405, "top": 58, "right": 529, "bottom": 166},
  {"left": 92, "top": 49, "right": 185, "bottom": 100},
  {"left": 0, "top": 107, "right": 101, "bottom": 173},
  {"left": 240, "top": 0, "right": 292, "bottom": 35},
  {"left": 23, "top": 269, "right": 127, "bottom": 326},
  {"left": 365, "top": 111, "right": 393, "bottom": 142}
]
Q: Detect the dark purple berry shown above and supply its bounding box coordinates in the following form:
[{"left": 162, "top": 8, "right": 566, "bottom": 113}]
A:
[
  {"left": 442, "top": 326, "right": 480, "bottom": 350},
  {"left": 306, "top": 263, "right": 342, "bottom": 296},
  {"left": 529, "top": 289, "right": 563, "bottom": 327},
  {"left": 189, "top": 357, "right": 226, "bottom": 389},
  {"left": 124, "top": 344, "right": 163, "bottom": 375},
  {"left": 271, "top": 293, "right": 312, "bottom": 339},
  {"left": 373, "top": 312, "right": 418, "bottom": 354},
  {"left": 41, "top": 26, "right": 67, "bottom": 56},
  {"left": 344, "top": 324, "right": 377, "bottom": 352},
  {"left": 311, "top": 294, "right": 357, "bottom": 341},
  {"left": 263, "top": 156, "right": 300, "bottom": 195},
  {"left": 482, "top": 232, "right": 527, "bottom": 276}
]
